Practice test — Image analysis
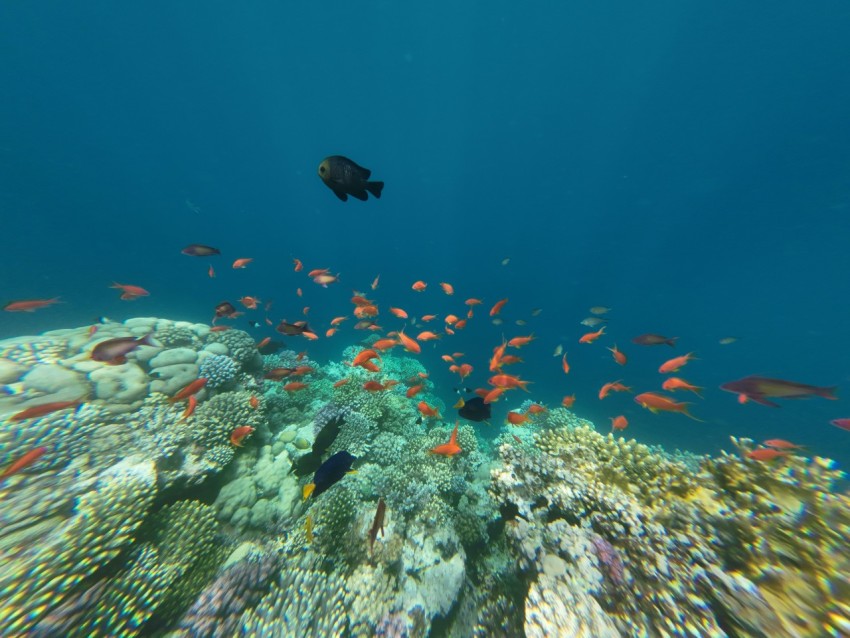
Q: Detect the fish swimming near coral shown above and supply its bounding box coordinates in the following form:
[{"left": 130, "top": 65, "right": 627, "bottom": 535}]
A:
[
  {"left": 634, "top": 392, "right": 702, "bottom": 421},
  {"left": 3, "top": 297, "right": 62, "bottom": 312},
  {"left": 369, "top": 498, "right": 386, "bottom": 556},
  {"left": 91, "top": 334, "right": 156, "bottom": 365},
  {"left": 230, "top": 425, "right": 255, "bottom": 447},
  {"left": 0, "top": 446, "right": 48, "bottom": 483},
  {"left": 276, "top": 320, "right": 312, "bottom": 337},
  {"left": 9, "top": 400, "right": 80, "bottom": 422},
  {"left": 213, "top": 301, "right": 242, "bottom": 324},
  {"left": 720, "top": 375, "right": 838, "bottom": 407},
  {"left": 303, "top": 450, "right": 357, "bottom": 500},
  {"left": 169, "top": 378, "right": 208, "bottom": 402},
  {"left": 318, "top": 155, "right": 384, "bottom": 202},
  {"left": 110, "top": 282, "right": 150, "bottom": 301},
  {"left": 293, "top": 415, "right": 346, "bottom": 477},
  {"left": 430, "top": 422, "right": 462, "bottom": 456},
  {"left": 181, "top": 244, "right": 220, "bottom": 257}
]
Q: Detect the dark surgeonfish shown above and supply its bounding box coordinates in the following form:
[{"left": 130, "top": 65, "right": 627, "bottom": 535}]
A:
[
  {"left": 632, "top": 333, "right": 678, "bottom": 347},
  {"left": 181, "top": 244, "right": 220, "bottom": 256},
  {"left": 293, "top": 415, "right": 346, "bottom": 477},
  {"left": 458, "top": 396, "right": 491, "bottom": 422},
  {"left": 302, "top": 451, "right": 356, "bottom": 500},
  {"left": 318, "top": 155, "right": 384, "bottom": 202},
  {"left": 720, "top": 375, "right": 838, "bottom": 407}
]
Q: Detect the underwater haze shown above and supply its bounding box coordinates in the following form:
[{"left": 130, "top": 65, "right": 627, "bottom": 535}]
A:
[{"left": 2, "top": 2, "right": 850, "bottom": 637}]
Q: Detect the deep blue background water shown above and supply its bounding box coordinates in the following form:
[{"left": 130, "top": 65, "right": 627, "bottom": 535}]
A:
[{"left": 2, "top": 2, "right": 849, "bottom": 465}]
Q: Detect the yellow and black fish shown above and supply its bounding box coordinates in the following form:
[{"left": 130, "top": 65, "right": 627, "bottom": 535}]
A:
[{"left": 318, "top": 156, "right": 384, "bottom": 202}]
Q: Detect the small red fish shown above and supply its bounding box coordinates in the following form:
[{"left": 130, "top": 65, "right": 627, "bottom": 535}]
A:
[
  {"left": 431, "top": 422, "right": 461, "bottom": 456},
  {"left": 506, "top": 411, "right": 530, "bottom": 425},
  {"left": 249, "top": 395, "right": 259, "bottom": 409},
  {"left": 284, "top": 382, "right": 308, "bottom": 392},
  {"left": 293, "top": 258, "right": 303, "bottom": 272},
  {"left": 562, "top": 394, "right": 576, "bottom": 408},
  {"left": 3, "top": 297, "right": 62, "bottom": 312},
  {"left": 610, "top": 415, "right": 628, "bottom": 432},
  {"left": 208, "top": 265, "right": 215, "bottom": 278},
  {"left": 418, "top": 401, "right": 440, "bottom": 418},
  {"left": 406, "top": 384, "right": 424, "bottom": 398},
  {"left": 659, "top": 352, "right": 697, "bottom": 374},
  {"left": 333, "top": 379, "right": 351, "bottom": 388},
  {"left": 371, "top": 274, "right": 381, "bottom": 290},
  {"left": 762, "top": 439, "right": 803, "bottom": 450},
  {"left": 579, "top": 326, "right": 605, "bottom": 344},
  {"left": 607, "top": 344, "right": 627, "bottom": 365},
  {"left": 830, "top": 418, "right": 850, "bottom": 431},
  {"left": 9, "top": 400, "right": 79, "bottom": 422},
  {"left": 368, "top": 498, "right": 386, "bottom": 555},
  {"left": 256, "top": 337, "right": 271, "bottom": 350},
  {"left": 0, "top": 446, "right": 48, "bottom": 483},
  {"left": 111, "top": 283, "right": 150, "bottom": 301},
  {"left": 746, "top": 448, "right": 789, "bottom": 462},
  {"left": 181, "top": 395, "right": 198, "bottom": 419},
  {"left": 439, "top": 282, "right": 454, "bottom": 295},
  {"left": 411, "top": 280, "right": 427, "bottom": 292},
  {"left": 232, "top": 258, "right": 253, "bottom": 269},
  {"left": 87, "top": 325, "right": 99, "bottom": 337},
  {"left": 169, "top": 378, "right": 208, "bottom": 402},
  {"left": 489, "top": 298, "right": 508, "bottom": 316},
  {"left": 230, "top": 425, "right": 255, "bottom": 447}
]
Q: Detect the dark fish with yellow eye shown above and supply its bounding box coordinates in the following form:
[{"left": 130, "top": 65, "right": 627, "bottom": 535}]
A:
[
  {"left": 302, "top": 450, "right": 356, "bottom": 500},
  {"left": 318, "top": 155, "right": 384, "bottom": 202}
]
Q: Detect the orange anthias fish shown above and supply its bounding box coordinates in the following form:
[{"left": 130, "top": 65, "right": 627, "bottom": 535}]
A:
[
  {"left": 562, "top": 394, "right": 576, "bottom": 408},
  {"left": 331, "top": 316, "right": 348, "bottom": 326},
  {"left": 661, "top": 377, "right": 703, "bottom": 397},
  {"left": 465, "top": 298, "right": 483, "bottom": 306},
  {"left": 634, "top": 392, "right": 701, "bottom": 421},
  {"left": 440, "top": 282, "right": 454, "bottom": 295},
  {"left": 396, "top": 330, "right": 421, "bottom": 354},
  {"left": 256, "top": 337, "right": 271, "bottom": 350},
  {"left": 608, "top": 345, "right": 627, "bottom": 365},
  {"left": 489, "top": 298, "right": 508, "bottom": 316},
  {"left": 10, "top": 400, "right": 80, "bottom": 422},
  {"left": 249, "top": 395, "right": 260, "bottom": 409},
  {"left": 483, "top": 387, "right": 506, "bottom": 404},
  {"left": 239, "top": 296, "right": 261, "bottom": 309},
  {"left": 417, "top": 331, "right": 441, "bottom": 342},
  {"left": 3, "top": 298, "right": 62, "bottom": 312},
  {"left": 579, "top": 326, "right": 606, "bottom": 343},
  {"left": 372, "top": 338, "right": 398, "bottom": 352},
  {"left": 457, "top": 363, "right": 473, "bottom": 379},
  {"left": 371, "top": 274, "right": 380, "bottom": 290},
  {"left": 746, "top": 448, "right": 789, "bottom": 462},
  {"left": 284, "top": 382, "right": 308, "bottom": 392},
  {"left": 352, "top": 349, "right": 381, "bottom": 368},
  {"left": 417, "top": 401, "right": 440, "bottom": 418},
  {"left": 230, "top": 425, "right": 255, "bottom": 447},
  {"left": 431, "top": 422, "right": 461, "bottom": 456},
  {"left": 169, "top": 378, "right": 208, "bottom": 402},
  {"left": 0, "top": 446, "right": 48, "bottom": 483},
  {"left": 232, "top": 258, "right": 254, "bottom": 269},
  {"left": 508, "top": 334, "right": 535, "bottom": 348},
  {"left": 421, "top": 314, "right": 438, "bottom": 322},
  {"left": 659, "top": 352, "right": 697, "bottom": 374},
  {"left": 506, "top": 411, "right": 530, "bottom": 425},
  {"left": 363, "top": 381, "right": 386, "bottom": 392},
  {"left": 763, "top": 439, "right": 804, "bottom": 450},
  {"left": 412, "top": 280, "right": 427, "bottom": 292},
  {"left": 598, "top": 380, "right": 632, "bottom": 400},
  {"left": 181, "top": 395, "right": 198, "bottom": 419},
  {"left": 333, "top": 379, "right": 351, "bottom": 388},
  {"left": 561, "top": 353, "right": 570, "bottom": 375},
  {"left": 390, "top": 307, "right": 408, "bottom": 319},
  {"left": 111, "top": 283, "right": 150, "bottom": 301},
  {"left": 293, "top": 258, "right": 303, "bottom": 271},
  {"left": 406, "top": 384, "right": 424, "bottom": 398},
  {"left": 610, "top": 415, "right": 628, "bottom": 432},
  {"left": 488, "top": 374, "right": 531, "bottom": 392}
]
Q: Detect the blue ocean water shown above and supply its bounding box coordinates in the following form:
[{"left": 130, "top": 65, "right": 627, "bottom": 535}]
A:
[{"left": 1, "top": 0, "right": 849, "bottom": 474}]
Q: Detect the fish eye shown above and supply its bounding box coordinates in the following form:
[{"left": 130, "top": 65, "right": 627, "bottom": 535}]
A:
[{"left": 319, "top": 166, "right": 325, "bottom": 173}]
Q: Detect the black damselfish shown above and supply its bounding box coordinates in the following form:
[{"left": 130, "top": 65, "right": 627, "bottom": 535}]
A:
[{"left": 318, "top": 155, "right": 384, "bottom": 202}]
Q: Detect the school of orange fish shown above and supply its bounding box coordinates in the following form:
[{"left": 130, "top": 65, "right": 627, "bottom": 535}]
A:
[{"left": 1, "top": 238, "right": 846, "bottom": 481}]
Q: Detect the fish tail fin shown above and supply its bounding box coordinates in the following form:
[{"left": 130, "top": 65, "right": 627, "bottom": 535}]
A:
[
  {"left": 366, "top": 181, "right": 384, "bottom": 199},
  {"left": 667, "top": 337, "right": 678, "bottom": 347},
  {"left": 820, "top": 386, "right": 839, "bottom": 400},
  {"left": 682, "top": 406, "right": 705, "bottom": 422}
]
